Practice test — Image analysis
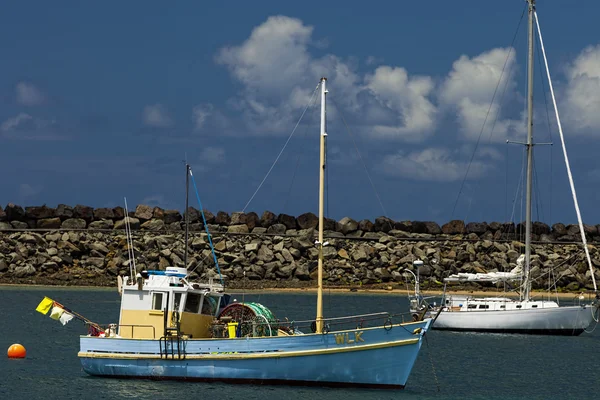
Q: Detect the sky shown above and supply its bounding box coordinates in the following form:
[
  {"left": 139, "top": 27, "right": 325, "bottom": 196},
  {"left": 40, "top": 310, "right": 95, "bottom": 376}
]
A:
[{"left": 1, "top": 0, "right": 600, "bottom": 225}]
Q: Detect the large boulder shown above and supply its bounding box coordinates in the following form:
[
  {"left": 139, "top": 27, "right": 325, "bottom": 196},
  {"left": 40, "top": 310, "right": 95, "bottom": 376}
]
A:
[
  {"left": 89, "top": 219, "right": 115, "bottom": 229},
  {"left": 266, "top": 223, "right": 286, "bottom": 235},
  {"left": 358, "top": 219, "right": 373, "bottom": 232},
  {"left": 466, "top": 222, "right": 488, "bottom": 235},
  {"left": 152, "top": 207, "right": 165, "bottom": 221},
  {"left": 552, "top": 223, "right": 568, "bottom": 236},
  {"left": 230, "top": 212, "right": 247, "bottom": 225},
  {"left": 338, "top": 217, "right": 358, "bottom": 234},
  {"left": 114, "top": 217, "right": 140, "bottom": 230},
  {"left": 0, "top": 205, "right": 6, "bottom": 222},
  {"left": 215, "top": 211, "right": 231, "bottom": 225},
  {"left": 134, "top": 204, "right": 153, "bottom": 221},
  {"left": 532, "top": 221, "right": 551, "bottom": 235},
  {"left": 73, "top": 205, "right": 94, "bottom": 222},
  {"left": 277, "top": 213, "right": 297, "bottom": 230},
  {"left": 25, "top": 205, "right": 55, "bottom": 220},
  {"left": 394, "top": 220, "right": 413, "bottom": 232},
  {"left": 163, "top": 210, "right": 182, "bottom": 224},
  {"left": 297, "top": 212, "right": 318, "bottom": 230},
  {"left": 93, "top": 208, "right": 115, "bottom": 220},
  {"left": 4, "top": 203, "right": 25, "bottom": 221},
  {"left": 374, "top": 216, "right": 394, "bottom": 233},
  {"left": 184, "top": 207, "right": 201, "bottom": 223},
  {"left": 442, "top": 220, "right": 465, "bottom": 234},
  {"left": 61, "top": 218, "right": 87, "bottom": 229},
  {"left": 112, "top": 206, "right": 125, "bottom": 219},
  {"left": 37, "top": 217, "right": 62, "bottom": 229},
  {"left": 260, "top": 210, "right": 277, "bottom": 227},
  {"left": 56, "top": 204, "right": 73, "bottom": 220},
  {"left": 140, "top": 219, "right": 165, "bottom": 231},
  {"left": 245, "top": 212, "right": 259, "bottom": 230}
]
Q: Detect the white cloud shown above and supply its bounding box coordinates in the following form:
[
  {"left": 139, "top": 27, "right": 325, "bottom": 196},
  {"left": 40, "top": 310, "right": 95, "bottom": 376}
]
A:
[
  {"left": 0, "top": 113, "right": 62, "bottom": 140},
  {"left": 439, "top": 47, "right": 525, "bottom": 142},
  {"left": 142, "top": 104, "right": 172, "bottom": 127},
  {"left": 1, "top": 113, "right": 33, "bottom": 132},
  {"left": 199, "top": 146, "right": 225, "bottom": 164},
  {"left": 561, "top": 45, "right": 600, "bottom": 134},
  {"left": 364, "top": 66, "right": 437, "bottom": 140},
  {"left": 379, "top": 148, "right": 490, "bottom": 182},
  {"left": 15, "top": 82, "right": 45, "bottom": 106},
  {"left": 215, "top": 15, "right": 436, "bottom": 140},
  {"left": 192, "top": 103, "right": 214, "bottom": 130}
]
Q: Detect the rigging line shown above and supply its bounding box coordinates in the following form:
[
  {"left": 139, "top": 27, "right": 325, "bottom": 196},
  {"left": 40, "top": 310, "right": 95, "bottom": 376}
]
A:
[
  {"left": 241, "top": 82, "right": 321, "bottom": 213},
  {"left": 451, "top": 4, "right": 527, "bottom": 220},
  {"left": 188, "top": 167, "right": 223, "bottom": 285},
  {"left": 329, "top": 96, "right": 390, "bottom": 224},
  {"left": 536, "top": 38, "right": 555, "bottom": 225},
  {"left": 535, "top": 11, "right": 597, "bottom": 292},
  {"left": 282, "top": 111, "right": 317, "bottom": 212}
]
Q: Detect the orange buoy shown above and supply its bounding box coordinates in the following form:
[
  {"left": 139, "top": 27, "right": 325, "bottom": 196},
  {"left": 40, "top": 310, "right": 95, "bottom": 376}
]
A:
[{"left": 7, "top": 344, "right": 26, "bottom": 359}]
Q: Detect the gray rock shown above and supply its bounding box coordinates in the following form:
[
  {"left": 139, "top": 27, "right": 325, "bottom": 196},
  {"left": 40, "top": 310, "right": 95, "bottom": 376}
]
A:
[
  {"left": 0, "top": 259, "right": 8, "bottom": 272},
  {"left": 54, "top": 204, "right": 74, "bottom": 220},
  {"left": 252, "top": 227, "right": 267, "bottom": 234},
  {"left": 163, "top": 210, "right": 182, "bottom": 224},
  {"left": 135, "top": 204, "right": 154, "bottom": 221},
  {"left": 228, "top": 224, "right": 249, "bottom": 234},
  {"left": 442, "top": 220, "right": 465, "bottom": 234},
  {"left": 25, "top": 205, "right": 55, "bottom": 220},
  {"left": 374, "top": 216, "right": 394, "bottom": 233},
  {"left": 257, "top": 246, "right": 274, "bottom": 262},
  {"left": 89, "top": 220, "right": 114, "bottom": 230},
  {"left": 215, "top": 211, "right": 231, "bottom": 225},
  {"left": 37, "top": 217, "right": 62, "bottom": 229},
  {"left": 11, "top": 221, "right": 28, "bottom": 229},
  {"left": 358, "top": 219, "right": 373, "bottom": 232},
  {"left": 112, "top": 206, "right": 125, "bottom": 219},
  {"left": 245, "top": 243, "right": 259, "bottom": 252},
  {"left": 0, "top": 222, "right": 12, "bottom": 230},
  {"left": 338, "top": 217, "right": 358, "bottom": 234},
  {"left": 294, "top": 263, "right": 311, "bottom": 280},
  {"left": 552, "top": 223, "right": 567, "bottom": 236},
  {"left": 466, "top": 222, "right": 488, "bottom": 235},
  {"left": 114, "top": 217, "right": 140, "bottom": 230},
  {"left": 277, "top": 213, "right": 297, "bottom": 230},
  {"left": 94, "top": 208, "right": 115, "bottom": 220},
  {"left": 141, "top": 219, "right": 164, "bottom": 231},
  {"left": 266, "top": 224, "right": 286, "bottom": 235},
  {"left": 260, "top": 211, "right": 276, "bottom": 228},
  {"left": 14, "top": 264, "right": 36, "bottom": 277},
  {"left": 73, "top": 205, "right": 94, "bottom": 222},
  {"left": 61, "top": 218, "right": 87, "bottom": 229},
  {"left": 297, "top": 212, "right": 318, "bottom": 230},
  {"left": 5, "top": 203, "right": 25, "bottom": 221}
]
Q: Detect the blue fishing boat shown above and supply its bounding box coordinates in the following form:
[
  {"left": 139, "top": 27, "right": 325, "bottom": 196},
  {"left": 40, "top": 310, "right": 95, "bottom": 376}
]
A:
[{"left": 75, "top": 77, "right": 432, "bottom": 388}]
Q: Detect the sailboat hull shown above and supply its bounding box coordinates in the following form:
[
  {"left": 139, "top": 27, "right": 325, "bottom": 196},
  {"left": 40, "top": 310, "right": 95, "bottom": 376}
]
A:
[
  {"left": 431, "top": 305, "right": 596, "bottom": 336},
  {"left": 79, "top": 319, "right": 431, "bottom": 388}
]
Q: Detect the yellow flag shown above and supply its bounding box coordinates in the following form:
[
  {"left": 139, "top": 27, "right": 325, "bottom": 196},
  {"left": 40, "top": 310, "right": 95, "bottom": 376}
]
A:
[{"left": 36, "top": 297, "right": 54, "bottom": 315}]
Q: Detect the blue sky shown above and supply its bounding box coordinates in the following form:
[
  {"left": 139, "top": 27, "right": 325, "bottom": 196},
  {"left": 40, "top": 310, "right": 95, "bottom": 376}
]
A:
[{"left": 1, "top": 1, "right": 600, "bottom": 225}]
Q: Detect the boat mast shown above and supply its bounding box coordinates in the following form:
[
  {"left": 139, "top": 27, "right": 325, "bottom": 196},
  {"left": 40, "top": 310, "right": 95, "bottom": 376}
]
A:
[
  {"left": 523, "top": 0, "right": 535, "bottom": 302},
  {"left": 315, "top": 77, "right": 327, "bottom": 334},
  {"left": 184, "top": 163, "right": 190, "bottom": 270}
]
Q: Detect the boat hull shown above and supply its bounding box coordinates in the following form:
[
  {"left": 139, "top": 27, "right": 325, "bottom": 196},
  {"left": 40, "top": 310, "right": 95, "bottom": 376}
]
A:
[
  {"left": 431, "top": 305, "right": 596, "bottom": 336},
  {"left": 79, "top": 319, "right": 431, "bottom": 388}
]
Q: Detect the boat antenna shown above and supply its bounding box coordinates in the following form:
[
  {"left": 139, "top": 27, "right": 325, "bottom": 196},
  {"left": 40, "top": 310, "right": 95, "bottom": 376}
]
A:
[
  {"left": 315, "top": 77, "right": 327, "bottom": 334},
  {"left": 124, "top": 197, "right": 137, "bottom": 281},
  {"left": 184, "top": 161, "right": 190, "bottom": 270}
]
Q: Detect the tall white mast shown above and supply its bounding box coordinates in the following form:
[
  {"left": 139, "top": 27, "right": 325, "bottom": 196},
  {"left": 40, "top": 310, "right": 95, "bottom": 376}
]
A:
[
  {"left": 315, "top": 77, "right": 327, "bottom": 334},
  {"left": 523, "top": 0, "right": 535, "bottom": 302}
]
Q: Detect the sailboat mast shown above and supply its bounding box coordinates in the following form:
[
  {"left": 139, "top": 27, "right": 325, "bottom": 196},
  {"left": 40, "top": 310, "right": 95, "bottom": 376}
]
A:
[
  {"left": 184, "top": 163, "right": 190, "bottom": 270},
  {"left": 524, "top": 0, "right": 535, "bottom": 302},
  {"left": 315, "top": 77, "right": 327, "bottom": 334}
]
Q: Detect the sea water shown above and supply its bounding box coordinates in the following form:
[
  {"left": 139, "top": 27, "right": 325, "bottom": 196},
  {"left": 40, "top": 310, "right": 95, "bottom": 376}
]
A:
[{"left": 0, "top": 286, "right": 598, "bottom": 400}]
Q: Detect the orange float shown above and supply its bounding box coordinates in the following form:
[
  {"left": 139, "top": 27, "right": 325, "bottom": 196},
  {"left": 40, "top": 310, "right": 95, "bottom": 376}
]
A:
[{"left": 7, "top": 344, "right": 26, "bottom": 359}]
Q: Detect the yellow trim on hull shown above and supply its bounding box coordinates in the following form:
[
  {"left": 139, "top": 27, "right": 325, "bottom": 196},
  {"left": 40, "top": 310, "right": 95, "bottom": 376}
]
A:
[{"left": 78, "top": 337, "right": 420, "bottom": 361}]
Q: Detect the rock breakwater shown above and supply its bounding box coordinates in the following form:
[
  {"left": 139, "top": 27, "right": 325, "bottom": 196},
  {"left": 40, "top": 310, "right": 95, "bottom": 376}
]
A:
[{"left": 1, "top": 203, "right": 599, "bottom": 291}]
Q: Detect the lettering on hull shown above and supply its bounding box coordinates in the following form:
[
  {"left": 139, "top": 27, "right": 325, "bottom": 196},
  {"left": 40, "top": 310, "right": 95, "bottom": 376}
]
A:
[{"left": 333, "top": 331, "right": 365, "bottom": 345}]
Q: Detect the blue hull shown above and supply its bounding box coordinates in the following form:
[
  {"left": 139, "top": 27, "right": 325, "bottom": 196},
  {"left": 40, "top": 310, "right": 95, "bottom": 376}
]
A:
[{"left": 79, "top": 319, "right": 431, "bottom": 388}]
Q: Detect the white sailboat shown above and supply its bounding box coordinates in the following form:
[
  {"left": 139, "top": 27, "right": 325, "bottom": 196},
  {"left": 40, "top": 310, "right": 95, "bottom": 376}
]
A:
[{"left": 412, "top": 0, "right": 599, "bottom": 336}]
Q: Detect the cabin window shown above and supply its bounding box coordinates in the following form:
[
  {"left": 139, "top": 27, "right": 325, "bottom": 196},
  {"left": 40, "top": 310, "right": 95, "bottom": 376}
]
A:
[
  {"left": 516, "top": 305, "right": 522, "bottom": 309},
  {"left": 152, "top": 292, "right": 164, "bottom": 310},
  {"left": 531, "top": 305, "right": 538, "bottom": 308},
  {"left": 467, "top": 304, "right": 477, "bottom": 309},
  {"left": 478, "top": 305, "right": 489, "bottom": 309},
  {"left": 201, "top": 295, "right": 219, "bottom": 316},
  {"left": 184, "top": 293, "right": 202, "bottom": 313},
  {"left": 173, "top": 293, "right": 182, "bottom": 312},
  {"left": 500, "top": 305, "right": 506, "bottom": 309}
]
